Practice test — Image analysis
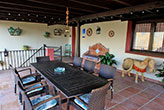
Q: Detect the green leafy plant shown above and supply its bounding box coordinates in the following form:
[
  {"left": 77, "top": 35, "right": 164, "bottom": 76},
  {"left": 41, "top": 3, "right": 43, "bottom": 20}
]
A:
[
  {"left": 98, "top": 52, "right": 117, "bottom": 66},
  {"left": 44, "top": 32, "right": 50, "bottom": 38},
  {"left": 23, "top": 45, "right": 30, "bottom": 50},
  {"left": 0, "top": 60, "right": 5, "bottom": 67},
  {"left": 8, "top": 27, "right": 22, "bottom": 36},
  {"left": 155, "top": 62, "right": 164, "bottom": 82}
]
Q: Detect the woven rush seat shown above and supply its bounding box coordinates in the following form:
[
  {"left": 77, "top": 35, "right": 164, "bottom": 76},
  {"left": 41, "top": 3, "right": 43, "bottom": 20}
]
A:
[
  {"left": 22, "top": 76, "right": 36, "bottom": 85},
  {"left": 31, "top": 95, "right": 57, "bottom": 110}
]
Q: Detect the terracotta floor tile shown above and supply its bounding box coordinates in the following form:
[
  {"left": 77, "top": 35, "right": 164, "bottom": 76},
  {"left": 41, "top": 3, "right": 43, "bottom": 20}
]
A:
[
  {"left": 0, "top": 57, "right": 163, "bottom": 110},
  {"left": 117, "top": 88, "right": 135, "bottom": 98},
  {"left": 151, "top": 84, "right": 164, "bottom": 93},
  {"left": 110, "top": 104, "right": 129, "bottom": 110},
  {"left": 125, "top": 87, "right": 140, "bottom": 94},
  {"left": 105, "top": 98, "right": 117, "bottom": 108},
  {"left": 120, "top": 100, "right": 140, "bottom": 110},
  {"left": 138, "top": 91, "right": 155, "bottom": 100},
  {"left": 159, "top": 93, "right": 164, "bottom": 99},
  {"left": 139, "top": 106, "right": 152, "bottom": 110},
  {"left": 143, "top": 101, "right": 164, "bottom": 110},
  {"left": 152, "top": 97, "right": 164, "bottom": 107},
  {"left": 128, "top": 95, "right": 149, "bottom": 106}
]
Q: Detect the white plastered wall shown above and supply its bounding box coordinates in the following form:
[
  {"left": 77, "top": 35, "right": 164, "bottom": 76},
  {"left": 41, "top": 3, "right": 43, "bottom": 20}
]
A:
[
  {"left": 0, "top": 20, "right": 72, "bottom": 55},
  {"left": 80, "top": 20, "right": 164, "bottom": 82}
]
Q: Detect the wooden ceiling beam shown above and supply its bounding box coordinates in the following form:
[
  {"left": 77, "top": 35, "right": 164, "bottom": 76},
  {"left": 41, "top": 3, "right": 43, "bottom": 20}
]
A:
[
  {"left": 0, "top": 0, "right": 83, "bottom": 15},
  {"left": 28, "top": 0, "right": 96, "bottom": 13},
  {"left": 111, "top": 0, "right": 132, "bottom": 6},
  {"left": 0, "top": 6, "right": 69, "bottom": 16},
  {"left": 69, "top": 0, "right": 111, "bottom": 10},
  {"left": 70, "top": 1, "right": 164, "bottom": 22}
]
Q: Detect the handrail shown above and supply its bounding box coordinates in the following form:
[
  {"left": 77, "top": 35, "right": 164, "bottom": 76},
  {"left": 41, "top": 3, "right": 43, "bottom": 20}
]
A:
[{"left": 19, "top": 46, "right": 43, "bottom": 67}]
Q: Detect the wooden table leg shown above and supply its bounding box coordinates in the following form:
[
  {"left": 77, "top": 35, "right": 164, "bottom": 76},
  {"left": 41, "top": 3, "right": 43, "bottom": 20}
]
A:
[{"left": 67, "top": 98, "right": 70, "bottom": 110}]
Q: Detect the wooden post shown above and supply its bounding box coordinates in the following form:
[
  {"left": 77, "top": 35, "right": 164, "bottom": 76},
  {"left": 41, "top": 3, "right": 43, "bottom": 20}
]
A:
[
  {"left": 76, "top": 21, "right": 81, "bottom": 57},
  {"left": 72, "top": 26, "right": 76, "bottom": 57},
  {"left": 43, "top": 44, "right": 46, "bottom": 56}
]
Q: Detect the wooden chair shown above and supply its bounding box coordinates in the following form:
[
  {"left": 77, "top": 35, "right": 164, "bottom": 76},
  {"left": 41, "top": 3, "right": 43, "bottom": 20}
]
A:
[
  {"left": 70, "top": 57, "right": 83, "bottom": 68},
  {"left": 99, "top": 64, "right": 116, "bottom": 100},
  {"left": 83, "top": 60, "right": 96, "bottom": 74},
  {"left": 9, "top": 65, "right": 41, "bottom": 94},
  {"left": 17, "top": 81, "right": 61, "bottom": 110},
  {"left": 68, "top": 82, "right": 110, "bottom": 110},
  {"left": 10, "top": 65, "right": 48, "bottom": 104},
  {"left": 36, "top": 56, "right": 50, "bottom": 62}
]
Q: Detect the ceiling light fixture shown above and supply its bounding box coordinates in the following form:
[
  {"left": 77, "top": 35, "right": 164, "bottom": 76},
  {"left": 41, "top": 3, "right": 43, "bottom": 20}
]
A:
[{"left": 65, "top": 7, "right": 70, "bottom": 33}]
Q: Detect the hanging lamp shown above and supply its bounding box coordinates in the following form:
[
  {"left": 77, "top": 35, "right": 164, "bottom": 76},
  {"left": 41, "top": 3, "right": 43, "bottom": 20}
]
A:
[{"left": 65, "top": 7, "right": 70, "bottom": 33}]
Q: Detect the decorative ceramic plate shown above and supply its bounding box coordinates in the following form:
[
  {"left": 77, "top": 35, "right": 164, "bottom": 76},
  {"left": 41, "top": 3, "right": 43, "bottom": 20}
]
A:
[
  {"left": 86, "top": 28, "right": 93, "bottom": 36},
  {"left": 108, "top": 30, "right": 115, "bottom": 37}
]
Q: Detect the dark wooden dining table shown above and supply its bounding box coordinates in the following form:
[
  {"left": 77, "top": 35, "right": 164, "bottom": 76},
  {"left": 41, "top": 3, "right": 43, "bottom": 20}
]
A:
[{"left": 31, "top": 61, "right": 108, "bottom": 98}]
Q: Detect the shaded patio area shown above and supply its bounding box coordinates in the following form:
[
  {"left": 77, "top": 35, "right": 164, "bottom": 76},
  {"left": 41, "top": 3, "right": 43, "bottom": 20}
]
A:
[{"left": 0, "top": 57, "right": 164, "bottom": 110}]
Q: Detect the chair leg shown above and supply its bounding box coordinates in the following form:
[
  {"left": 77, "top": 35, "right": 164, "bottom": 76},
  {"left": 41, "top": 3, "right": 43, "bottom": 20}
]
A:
[
  {"left": 67, "top": 99, "right": 70, "bottom": 110},
  {"left": 14, "top": 84, "right": 17, "bottom": 94},
  {"left": 110, "top": 80, "right": 114, "bottom": 100},
  {"left": 19, "top": 92, "right": 22, "bottom": 104},
  {"left": 23, "top": 101, "right": 25, "bottom": 110}
]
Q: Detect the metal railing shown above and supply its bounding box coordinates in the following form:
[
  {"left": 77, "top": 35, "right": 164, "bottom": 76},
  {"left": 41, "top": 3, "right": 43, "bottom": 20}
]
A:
[{"left": 0, "top": 44, "right": 62, "bottom": 70}]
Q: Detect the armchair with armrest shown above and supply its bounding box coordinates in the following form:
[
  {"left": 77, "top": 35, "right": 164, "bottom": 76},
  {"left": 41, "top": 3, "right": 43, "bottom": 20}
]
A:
[
  {"left": 68, "top": 82, "right": 110, "bottom": 110},
  {"left": 17, "top": 81, "right": 61, "bottom": 110},
  {"left": 9, "top": 65, "right": 41, "bottom": 94},
  {"left": 99, "top": 64, "right": 116, "bottom": 100}
]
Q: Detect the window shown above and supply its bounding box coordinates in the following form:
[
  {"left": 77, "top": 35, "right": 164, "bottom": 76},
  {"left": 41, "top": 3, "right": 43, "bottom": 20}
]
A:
[
  {"left": 125, "top": 21, "right": 164, "bottom": 58},
  {"left": 132, "top": 22, "right": 164, "bottom": 53}
]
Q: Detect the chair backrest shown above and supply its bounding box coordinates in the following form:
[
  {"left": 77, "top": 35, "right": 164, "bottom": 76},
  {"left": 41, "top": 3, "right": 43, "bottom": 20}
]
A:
[
  {"left": 88, "top": 82, "right": 110, "bottom": 110},
  {"left": 17, "top": 81, "right": 33, "bottom": 110},
  {"left": 99, "top": 64, "right": 116, "bottom": 79},
  {"left": 36, "top": 56, "right": 50, "bottom": 62},
  {"left": 73, "top": 57, "right": 83, "bottom": 67},
  {"left": 9, "top": 65, "right": 23, "bottom": 84},
  {"left": 83, "top": 60, "right": 96, "bottom": 73}
]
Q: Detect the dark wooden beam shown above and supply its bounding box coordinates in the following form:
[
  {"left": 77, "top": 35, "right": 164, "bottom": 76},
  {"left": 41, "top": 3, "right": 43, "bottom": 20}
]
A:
[
  {"left": 70, "top": 1, "right": 164, "bottom": 22},
  {"left": 69, "top": 0, "right": 110, "bottom": 10},
  {"left": 0, "top": 0, "right": 83, "bottom": 15},
  {"left": 28, "top": 0, "right": 96, "bottom": 13},
  {"left": 111, "top": 0, "right": 132, "bottom": 6},
  {"left": 0, "top": 6, "right": 68, "bottom": 17}
]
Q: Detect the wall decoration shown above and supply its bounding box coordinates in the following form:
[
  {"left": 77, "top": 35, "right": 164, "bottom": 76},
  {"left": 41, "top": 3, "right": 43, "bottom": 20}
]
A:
[
  {"left": 8, "top": 27, "right": 22, "bottom": 36},
  {"left": 86, "top": 28, "right": 93, "bottom": 36},
  {"left": 82, "top": 29, "right": 85, "bottom": 38},
  {"left": 43, "top": 32, "right": 50, "bottom": 38},
  {"left": 96, "top": 26, "right": 101, "bottom": 34},
  {"left": 108, "top": 30, "right": 115, "bottom": 37},
  {"left": 23, "top": 45, "right": 30, "bottom": 50},
  {"left": 54, "top": 28, "right": 63, "bottom": 36}
]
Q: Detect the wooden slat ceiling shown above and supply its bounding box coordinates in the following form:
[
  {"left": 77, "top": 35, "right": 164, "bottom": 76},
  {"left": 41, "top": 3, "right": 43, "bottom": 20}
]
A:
[{"left": 0, "top": 0, "right": 164, "bottom": 25}]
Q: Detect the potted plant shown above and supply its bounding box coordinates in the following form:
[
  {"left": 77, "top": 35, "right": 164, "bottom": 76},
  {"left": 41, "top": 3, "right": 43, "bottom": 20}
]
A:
[
  {"left": 155, "top": 62, "right": 164, "bottom": 82},
  {"left": 44, "top": 32, "right": 50, "bottom": 38},
  {"left": 0, "top": 60, "right": 5, "bottom": 67},
  {"left": 23, "top": 45, "right": 30, "bottom": 50},
  {"left": 98, "top": 52, "right": 117, "bottom": 66}
]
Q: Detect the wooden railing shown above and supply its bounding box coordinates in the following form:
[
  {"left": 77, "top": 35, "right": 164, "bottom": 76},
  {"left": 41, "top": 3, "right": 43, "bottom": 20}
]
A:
[{"left": 0, "top": 44, "right": 62, "bottom": 70}]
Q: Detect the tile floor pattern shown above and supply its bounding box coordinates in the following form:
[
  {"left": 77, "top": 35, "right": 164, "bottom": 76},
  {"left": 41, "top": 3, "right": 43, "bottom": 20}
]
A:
[{"left": 0, "top": 62, "right": 164, "bottom": 109}]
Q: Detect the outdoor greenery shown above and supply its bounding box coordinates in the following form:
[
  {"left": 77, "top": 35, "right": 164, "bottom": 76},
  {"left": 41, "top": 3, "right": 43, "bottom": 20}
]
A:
[
  {"left": 44, "top": 32, "right": 50, "bottom": 38},
  {"left": 155, "top": 62, "right": 164, "bottom": 82},
  {"left": 23, "top": 45, "right": 30, "bottom": 50},
  {"left": 99, "top": 52, "right": 117, "bottom": 66},
  {"left": 0, "top": 60, "right": 4, "bottom": 67}
]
